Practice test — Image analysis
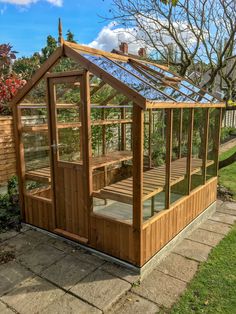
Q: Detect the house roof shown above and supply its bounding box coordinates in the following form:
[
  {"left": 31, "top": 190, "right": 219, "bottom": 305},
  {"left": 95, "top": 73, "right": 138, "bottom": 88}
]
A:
[{"left": 11, "top": 41, "right": 225, "bottom": 109}]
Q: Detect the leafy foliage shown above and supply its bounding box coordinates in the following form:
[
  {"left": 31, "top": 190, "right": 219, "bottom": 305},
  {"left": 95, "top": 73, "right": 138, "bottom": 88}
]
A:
[
  {"left": 0, "top": 43, "right": 17, "bottom": 76},
  {"left": 0, "top": 176, "right": 20, "bottom": 232},
  {"left": 0, "top": 75, "right": 26, "bottom": 115}
]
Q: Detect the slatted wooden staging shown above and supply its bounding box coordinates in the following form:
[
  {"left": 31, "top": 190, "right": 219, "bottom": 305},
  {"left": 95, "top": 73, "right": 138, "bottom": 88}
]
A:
[
  {"left": 93, "top": 158, "right": 214, "bottom": 204},
  {"left": 25, "top": 150, "right": 132, "bottom": 183}
]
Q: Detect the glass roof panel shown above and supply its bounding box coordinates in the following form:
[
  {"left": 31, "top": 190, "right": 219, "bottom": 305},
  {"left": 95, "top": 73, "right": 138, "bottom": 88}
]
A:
[
  {"left": 79, "top": 50, "right": 220, "bottom": 104},
  {"left": 136, "top": 61, "right": 218, "bottom": 103},
  {"left": 109, "top": 59, "right": 195, "bottom": 103},
  {"left": 81, "top": 53, "right": 172, "bottom": 102}
]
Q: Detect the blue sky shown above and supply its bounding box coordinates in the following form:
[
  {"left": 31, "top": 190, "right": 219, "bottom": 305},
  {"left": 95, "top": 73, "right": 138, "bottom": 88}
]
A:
[{"left": 0, "top": 0, "right": 114, "bottom": 57}]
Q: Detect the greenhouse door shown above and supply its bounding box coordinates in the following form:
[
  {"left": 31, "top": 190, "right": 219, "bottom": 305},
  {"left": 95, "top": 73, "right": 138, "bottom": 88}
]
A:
[{"left": 47, "top": 73, "right": 89, "bottom": 243}]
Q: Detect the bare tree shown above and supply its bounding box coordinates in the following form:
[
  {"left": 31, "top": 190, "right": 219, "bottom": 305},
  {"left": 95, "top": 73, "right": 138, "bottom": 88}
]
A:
[
  {"left": 108, "top": 0, "right": 236, "bottom": 98},
  {"left": 108, "top": 0, "right": 236, "bottom": 169}
]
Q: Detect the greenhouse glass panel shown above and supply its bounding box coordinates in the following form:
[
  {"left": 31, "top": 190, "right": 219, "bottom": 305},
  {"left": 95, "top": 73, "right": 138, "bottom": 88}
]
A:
[{"left": 81, "top": 54, "right": 171, "bottom": 101}]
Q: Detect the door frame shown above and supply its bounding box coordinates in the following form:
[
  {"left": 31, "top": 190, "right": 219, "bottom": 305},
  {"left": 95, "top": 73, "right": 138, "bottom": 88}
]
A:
[{"left": 45, "top": 70, "right": 92, "bottom": 242}]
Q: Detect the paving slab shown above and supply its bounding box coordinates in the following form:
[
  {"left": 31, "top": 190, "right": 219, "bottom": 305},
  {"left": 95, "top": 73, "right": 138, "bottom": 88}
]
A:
[
  {"left": 0, "top": 230, "right": 18, "bottom": 243},
  {"left": 1, "top": 276, "right": 65, "bottom": 314},
  {"left": 41, "top": 254, "right": 97, "bottom": 290},
  {"left": 110, "top": 292, "right": 160, "bottom": 314},
  {"left": 210, "top": 212, "right": 236, "bottom": 225},
  {"left": 18, "top": 243, "right": 65, "bottom": 274},
  {"left": 70, "top": 269, "right": 131, "bottom": 311},
  {"left": 68, "top": 248, "right": 105, "bottom": 267},
  {"left": 132, "top": 269, "right": 186, "bottom": 308},
  {"left": 99, "top": 262, "right": 140, "bottom": 284},
  {"left": 187, "top": 228, "right": 225, "bottom": 247},
  {"left": 0, "top": 300, "right": 14, "bottom": 313},
  {"left": 41, "top": 292, "right": 101, "bottom": 314},
  {"left": 216, "top": 202, "right": 236, "bottom": 216},
  {"left": 0, "top": 233, "right": 42, "bottom": 257},
  {"left": 24, "top": 229, "right": 51, "bottom": 243},
  {"left": 172, "top": 239, "right": 212, "bottom": 262},
  {"left": 222, "top": 201, "right": 236, "bottom": 210},
  {"left": 0, "top": 261, "right": 33, "bottom": 296},
  {"left": 200, "top": 219, "right": 232, "bottom": 235},
  {"left": 156, "top": 253, "right": 199, "bottom": 283},
  {"left": 46, "top": 237, "right": 80, "bottom": 253}
]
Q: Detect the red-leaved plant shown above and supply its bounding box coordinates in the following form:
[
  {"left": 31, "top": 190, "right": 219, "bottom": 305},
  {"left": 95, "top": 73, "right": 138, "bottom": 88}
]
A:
[{"left": 0, "top": 44, "right": 26, "bottom": 115}]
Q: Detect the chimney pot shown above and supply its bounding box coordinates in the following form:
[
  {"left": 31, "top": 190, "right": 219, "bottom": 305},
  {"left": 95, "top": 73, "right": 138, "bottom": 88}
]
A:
[
  {"left": 138, "top": 47, "right": 147, "bottom": 58},
  {"left": 119, "top": 42, "right": 128, "bottom": 54}
]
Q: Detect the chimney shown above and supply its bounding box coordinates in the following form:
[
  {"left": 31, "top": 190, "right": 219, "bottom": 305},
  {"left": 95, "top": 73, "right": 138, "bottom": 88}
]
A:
[
  {"left": 138, "top": 48, "right": 147, "bottom": 58},
  {"left": 119, "top": 42, "right": 128, "bottom": 55}
]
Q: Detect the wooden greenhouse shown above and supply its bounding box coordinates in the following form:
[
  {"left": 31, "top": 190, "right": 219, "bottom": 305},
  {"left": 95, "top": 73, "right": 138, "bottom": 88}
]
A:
[{"left": 11, "top": 34, "right": 225, "bottom": 267}]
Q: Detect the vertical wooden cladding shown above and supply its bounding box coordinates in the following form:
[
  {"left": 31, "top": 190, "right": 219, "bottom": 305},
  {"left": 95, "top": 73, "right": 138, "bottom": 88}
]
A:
[
  {"left": 55, "top": 164, "right": 88, "bottom": 238},
  {"left": 24, "top": 194, "right": 54, "bottom": 231},
  {"left": 90, "top": 215, "right": 136, "bottom": 264},
  {"left": 141, "top": 177, "right": 217, "bottom": 265}
]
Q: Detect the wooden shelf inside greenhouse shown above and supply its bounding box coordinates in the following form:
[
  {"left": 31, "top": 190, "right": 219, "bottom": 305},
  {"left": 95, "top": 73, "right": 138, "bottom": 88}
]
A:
[
  {"left": 25, "top": 151, "right": 133, "bottom": 182},
  {"left": 21, "top": 119, "right": 132, "bottom": 132},
  {"left": 91, "top": 151, "right": 132, "bottom": 169},
  {"left": 25, "top": 167, "right": 51, "bottom": 183},
  {"left": 93, "top": 158, "right": 214, "bottom": 205}
]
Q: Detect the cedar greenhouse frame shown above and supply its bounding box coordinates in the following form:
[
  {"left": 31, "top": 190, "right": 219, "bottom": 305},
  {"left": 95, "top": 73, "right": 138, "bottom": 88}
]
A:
[{"left": 11, "top": 35, "right": 225, "bottom": 267}]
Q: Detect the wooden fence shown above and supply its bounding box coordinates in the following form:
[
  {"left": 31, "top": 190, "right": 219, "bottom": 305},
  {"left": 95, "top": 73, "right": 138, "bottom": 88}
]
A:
[
  {"left": 0, "top": 116, "right": 16, "bottom": 186},
  {"left": 223, "top": 110, "right": 236, "bottom": 128}
]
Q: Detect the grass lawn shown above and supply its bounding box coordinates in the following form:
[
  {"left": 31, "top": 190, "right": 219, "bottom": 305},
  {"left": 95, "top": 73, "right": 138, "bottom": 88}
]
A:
[
  {"left": 169, "top": 224, "right": 236, "bottom": 314},
  {"left": 219, "top": 146, "right": 236, "bottom": 199}
]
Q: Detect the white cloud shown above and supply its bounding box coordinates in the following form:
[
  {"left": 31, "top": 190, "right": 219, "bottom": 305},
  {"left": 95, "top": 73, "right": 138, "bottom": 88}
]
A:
[
  {"left": 46, "top": 0, "right": 62, "bottom": 6},
  {"left": 88, "top": 22, "right": 147, "bottom": 54},
  {"left": 0, "top": 0, "right": 62, "bottom": 6},
  {"left": 87, "top": 20, "right": 197, "bottom": 57}
]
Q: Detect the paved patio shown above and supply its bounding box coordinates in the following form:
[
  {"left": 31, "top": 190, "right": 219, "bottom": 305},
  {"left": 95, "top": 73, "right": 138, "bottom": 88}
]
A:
[{"left": 0, "top": 200, "right": 235, "bottom": 313}]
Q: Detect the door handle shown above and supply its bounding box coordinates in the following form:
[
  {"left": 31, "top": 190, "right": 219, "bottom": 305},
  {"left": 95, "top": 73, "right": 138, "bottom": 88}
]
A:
[{"left": 51, "top": 141, "right": 63, "bottom": 153}]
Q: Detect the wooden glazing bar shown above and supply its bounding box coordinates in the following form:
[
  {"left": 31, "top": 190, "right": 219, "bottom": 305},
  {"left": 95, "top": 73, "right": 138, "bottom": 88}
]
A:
[
  {"left": 90, "top": 81, "right": 106, "bottom": 97},
  {"left": 213, "top": 108, "right": 223, "bottom": 176},
  {"left": 148, "top": 109, "right": 152, "bottom": 168},
  {"left": 146, "top": 101, "right": 225, "bottom": 109},
  {"left": 133, "top": 104, "right": 144, "bottom": 227},
  {"left": 132, "top": 104, "right": 144, "bottom": 263},
  {"left": 202, "top": 108, "right": 210, "bottom": 183},
  {"left": 46, "top": 70, "right": 84, "bottom": 78},
  {"left": 46, "top": 77, "right": 61, "bottom": 229},
  {"left": 12, "top": 105, "right": 25, "bottom": 219},
  {"left": 165, "top": 109, "right": 173, "bottom": 209},
  {"left": 80, "top": 71, "right": 93, "bottom": 219},
  {"left": 178, "top": 108, "right": 183, "bottom": 159},
  {"left": 121, "top": 107, "right": 126, "bottom": 151},
  {"left": 100, "top": 90, "right": 119, "bottom": 106},
  {"left": 186, "top": 108, "right": 194, "bottom": 194},
  {"left": 64, "top": 41, "right": 169, "bottom": 70}
]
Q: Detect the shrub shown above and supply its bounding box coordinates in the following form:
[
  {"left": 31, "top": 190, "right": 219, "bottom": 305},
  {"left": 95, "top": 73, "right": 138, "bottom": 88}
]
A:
[{"left": 0, "top": 176, "right": 20, "bottom": 232}]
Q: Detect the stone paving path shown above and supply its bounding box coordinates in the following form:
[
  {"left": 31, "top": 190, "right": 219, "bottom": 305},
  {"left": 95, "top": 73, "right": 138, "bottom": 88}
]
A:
[
  {"left": 0, "top": 200, "right": 236, "bottom": 314},
  {"left": 220, "top": 137, "right": 236, "bottom": 153}
]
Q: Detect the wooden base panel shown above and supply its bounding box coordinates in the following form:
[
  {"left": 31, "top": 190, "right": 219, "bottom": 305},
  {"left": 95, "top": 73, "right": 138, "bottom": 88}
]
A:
[{"left": 141, "top": 177, "right": 217, "bottom": 265}]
